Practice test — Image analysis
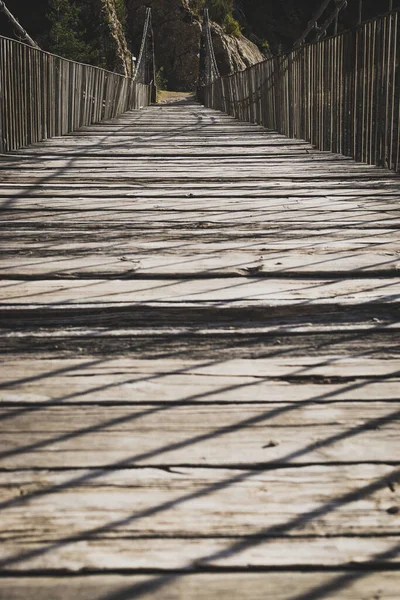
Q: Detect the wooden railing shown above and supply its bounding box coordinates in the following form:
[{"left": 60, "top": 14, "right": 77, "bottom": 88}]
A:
[
  {"left": 0, "top": 36, "right": 152, "bottom": 153},
  {"left": 203, "top": 10, "right": 400, "bottom": 172}
]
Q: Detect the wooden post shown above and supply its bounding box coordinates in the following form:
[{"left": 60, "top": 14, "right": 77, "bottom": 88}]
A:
[{"left": 358, "top": 0, "right": 363, "bottom": 25}]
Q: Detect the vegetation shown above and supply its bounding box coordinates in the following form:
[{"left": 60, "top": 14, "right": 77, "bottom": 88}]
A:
[
  {"left": 0, "top": 0, "right": 394, "bottom": 71},
  {"left": 155, "top": 66, "right": 168, "bottom": 93},
  {"left": 114, "top": 0, "right": 127, "bottom": 27},
  {"left": 192, "top": 0, "right": 242, "bottom": 37},
  {"left": 47, "top": 0, "right": 90, "bottom": 61},
  {"left": 222, "top": 13, "right": 241, "bottom": 37}
]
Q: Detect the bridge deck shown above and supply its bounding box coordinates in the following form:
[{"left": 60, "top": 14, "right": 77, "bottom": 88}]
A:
[{"left": 0, "top": 98, "right": 400, "bottom": 598}]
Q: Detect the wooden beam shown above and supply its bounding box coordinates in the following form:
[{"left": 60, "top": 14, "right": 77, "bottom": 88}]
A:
[{"left": 0, "top": 1, "right": 39, "bottom": 48}]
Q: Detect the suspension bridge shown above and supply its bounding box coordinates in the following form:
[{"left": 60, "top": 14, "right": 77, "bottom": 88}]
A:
[{"left": 0, "top": 4, "right": 400, "bottom": 599}]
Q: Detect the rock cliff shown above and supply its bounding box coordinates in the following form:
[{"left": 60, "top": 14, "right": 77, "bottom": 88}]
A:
[
  {"left": 210, "top": 21, "right": 265, "bottom": 77},
  {"left": 127, "top": 0, "right": 264, "bottom": 91},
  {"left": 0, "top": 0, "right": 265, "bottom": 88},
  {"left": 102, "top": 0, "right": 132, "bottom": 76}
]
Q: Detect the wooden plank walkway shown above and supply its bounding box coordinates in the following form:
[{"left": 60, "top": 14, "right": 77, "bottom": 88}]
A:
[{"left": 0, "top": 96, "right": 400, "bottom": 598}]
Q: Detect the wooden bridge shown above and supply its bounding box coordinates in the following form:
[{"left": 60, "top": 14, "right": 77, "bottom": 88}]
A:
[{"left": 1, "top": 8, "right": 400, "bottom": 600}]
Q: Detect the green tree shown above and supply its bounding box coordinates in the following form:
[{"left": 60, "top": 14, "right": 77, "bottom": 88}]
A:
[
  {"left": 208, "top": 0, "right": 235, "bottom": 23},
  {"left": 47, "top": 0, "right": 90, "bottom": 62},
  {"left": 114, "top": 0, "right": 128, "bottom": 30}
]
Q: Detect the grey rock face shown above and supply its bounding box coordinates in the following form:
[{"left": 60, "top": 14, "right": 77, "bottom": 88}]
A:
[{"left": 127, "top": 0, "right": 264, "bottom": 91}]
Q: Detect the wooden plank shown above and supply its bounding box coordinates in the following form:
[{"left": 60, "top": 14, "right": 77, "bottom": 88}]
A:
[
  {"left": 0, "top": 464, "right": 399, "bottom": 538},
  {"left": 0, "top": 403, "right": 399, "bottom": 468},
  {"left": 1, "top": 376, "right": 399, "bottom": 404},
  {"left": 1, "top": 252, "right": 400, "bottom": 277},
  {"left": 1, "top": 331, "right": 397, "bottom": 361},
  {"left": 1, "top": 572, "right": 400, "bottom": 599},
  {"left": 0, "top": 357, "right": 399, "bottom": 404},
  {"left": 0, "top": 157, "right": 387, "bottom": 168},
  {"left": 1, "top": 539, "right": 400, "bottom": 573},
  {"left": 1, "top": 356, "right": 400, "bottom": 380},
  {"left": 2, "top": 200, "right": 400, "bottom": 215},
  {"left": 0, "top": 466, "right": 399, "bottom": 571},
  {"left": 1, "top": 91, "right": 400, "bottom": 593},
  {"left": 0, "top": 171, "right": 393, "bottom": 181},
  {"left": 1, "top": 180, "right": 398, "bottom": 193},
  {"left": 2, "top": 211, "right": 400, "bottom": 227},
  {"left": 2, "top": 235, "right": 399, "bottom": 257},
  {"left": 2, "top": 196, "right": 399, "bottom": 210},
  {"left": 1, "top": 277, "right": 400, "bottom": 306}
]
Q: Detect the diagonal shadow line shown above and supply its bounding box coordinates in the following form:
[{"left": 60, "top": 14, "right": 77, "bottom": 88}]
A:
[
  {"left": 288, "top": 541, "right": 400, "bottom": 600},
  {"left": 0, "top": 358, "right": 107, "bottom": 390},
  {"left": 0, "top": 254, "right": 313, "bottom": 303},
  {"left": 7, "top": 211, "right": 398, "bottom": 228},
  {"left": 95, "top": 470, "right": 400, "bottom": 600},
  {"left": 0, "top": 129, "right": 134, "bottom": 210},
  {"left": 10, "top": 197, "right": 385, "bottom": 216},
  {"left": 0, "top": 102, "right": 396, "bottom": 536},
  {"left": 0, "top": 106, "right": 214, "bottom": 211},
  {"left": 8, "top": 267, "right": 399, "bottom": 307},
  {"left": 0, "top": 335, "right": 392, "bottom": 428},
  {"left": 2, "top": 148, "right": 390, "bottom": 209},
  {"left": 0, "top": 355, "right": 229, "bottom": 424},
  {"left": 0, "top": 108, "right": 398, "bottom": 576},
  {"left": 1, "top": 108, "right": 205, "bottom": 160},
  {"left": 0, "top": 379, "right": 303, "bottom": 460},
  {"left": 1, "top": 396, "right": 399, "bottom": 570},
  {"left": 4, "top": 187, "right": 391, "bottom": 206},
  {"left": 1, "top": 327, "right": 397, "bottom": 390},
  {"left": 2, "top": 216, "right": 395, "bottom": 245},
  {"left": 0, "top": 113, "right": 219, "bottom": 203},
  {"left": 2, "top": 363, "right": 399, "bottom": 465},
  {"left": 0, "top": 321, "right": 395, "bottom": 370},
  {"left": 0, "top": 351, "right": 394, "bottom": 492},
  {"left": 97, "top": 541, "right": 400, "bottom": 600}
]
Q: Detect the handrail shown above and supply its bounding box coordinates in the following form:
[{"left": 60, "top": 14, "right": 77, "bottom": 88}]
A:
[
  {"left": 0, "top": 1, "right": 39, "bottom": 48},
  {"left": 0, "top": 14, "right": 155, "bottom": 153},
  {"left": 202, "top": 10, "right": 400, "bottom": 173}
]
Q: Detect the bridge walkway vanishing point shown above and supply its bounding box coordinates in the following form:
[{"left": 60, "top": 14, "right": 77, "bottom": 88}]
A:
[{"left": 0, "top": 95, "right": 400, "bottom": 598}]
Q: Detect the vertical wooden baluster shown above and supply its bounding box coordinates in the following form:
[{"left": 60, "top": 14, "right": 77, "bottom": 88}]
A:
[
  {"left": 389, "top": 12, "right": 398, "bottom": 170},
  {"left": 384, "top": 15, "right": 393, "bottom": 168}
]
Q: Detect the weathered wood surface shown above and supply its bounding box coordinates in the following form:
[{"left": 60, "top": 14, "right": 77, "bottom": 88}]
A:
[
  {"left": 1, "top": 357, "right": 399, "bottom": 403},
  {"left": 0, "top": 465, "right": 399, "bottom": 570},
  {"left": 0, "top": 98, "right": 399, "bottom": 597},
  {"left": 2, "top": 277, "right": 400, "bottom": 306},
  {"left": 2, "top": 573, "right": 400, "bottom": 600},
  {"left": 2, "top": 251, "right": 400, "bottom": 276},
  {"left": 1, "top": 402, "right": 399, "bottom": 468}
]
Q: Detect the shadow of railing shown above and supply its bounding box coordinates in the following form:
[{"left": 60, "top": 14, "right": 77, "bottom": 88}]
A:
[{"left": 0, "top": 354, "right": 399, "bottom": 579}]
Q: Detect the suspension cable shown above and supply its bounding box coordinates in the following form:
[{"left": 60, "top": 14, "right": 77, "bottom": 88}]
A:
[
  {"left": 205, "top": 9, "right": 220, "bottom": 81},
  {"left": 133, "top": 7, "right": 155, "bottom": 87},
  {"left": 198, "top": 8, "right": 220, "bottom": 89}
]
